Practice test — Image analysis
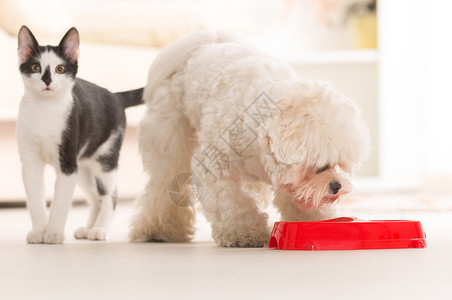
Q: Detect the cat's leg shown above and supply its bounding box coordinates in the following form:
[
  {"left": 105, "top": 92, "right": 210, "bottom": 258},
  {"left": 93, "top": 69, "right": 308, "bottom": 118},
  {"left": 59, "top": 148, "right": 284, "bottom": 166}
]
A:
[
  {"left": 74, "top": 168, "right": 100, "bottom": 239},
  {"left": 44, "top": 171, "right": 77, "bottom": 244},
  {"left": 129, "top": 103, "right": 196, "bottom": 242},
  {"left": 85, "top": 170, "right": 117, "bottom": 241},
  {"left": 273, "top": 191, "right": 339, "bottom": 221},
  {"left": 21, "top": 153, "right": 48, "bottom": 244}
]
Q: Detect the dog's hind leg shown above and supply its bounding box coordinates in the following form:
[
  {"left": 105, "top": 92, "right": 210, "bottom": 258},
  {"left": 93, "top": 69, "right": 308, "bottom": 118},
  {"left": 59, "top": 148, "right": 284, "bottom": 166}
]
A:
[{"left": 129, "top": 87, "right": 196, "bottom": 242}]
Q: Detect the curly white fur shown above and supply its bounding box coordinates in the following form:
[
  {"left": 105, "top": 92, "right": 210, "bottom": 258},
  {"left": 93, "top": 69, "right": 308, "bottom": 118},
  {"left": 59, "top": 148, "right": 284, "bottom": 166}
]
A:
[{"left": 130, "top": 30, "right": 370, "bottom": 247}]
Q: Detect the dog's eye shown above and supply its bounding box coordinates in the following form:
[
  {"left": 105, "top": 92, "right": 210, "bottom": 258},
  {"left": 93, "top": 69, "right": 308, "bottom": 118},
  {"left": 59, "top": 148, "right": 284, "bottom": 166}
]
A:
[{"left": 317, "top": 165, "right": 330, "bottom": 173}]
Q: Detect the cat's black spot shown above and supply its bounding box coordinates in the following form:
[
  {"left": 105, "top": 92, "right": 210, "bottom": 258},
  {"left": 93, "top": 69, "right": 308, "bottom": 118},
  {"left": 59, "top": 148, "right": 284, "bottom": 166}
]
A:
[
  {"left": 18, "top": 45, "right": 78, "bottom": 79},
  {"left": 58, "top": 80, "right": 140, "bottom": 176},
  {"left": 57, "top": 78, "right": 127, "bottom": 176},
  {"left": 41, "top": 66, "right": 52, "bottom": 86},
  {"left": 96, "top": 134, "right": 123, "bottom": 172},
  {"left": 55, "top": 48, "right": 78, "bottom": 79},
  {"left": 70, "top": 79, "right": 127, "bottom": 173},
  {"left": 95, "top": 177, "right": 107, "bottom": 196},
  {"left": 59, "top": 101, "right": 79, "bottom": 175},
  {"left": 19, "top": 56, "right": 40, "bottom": 76}
]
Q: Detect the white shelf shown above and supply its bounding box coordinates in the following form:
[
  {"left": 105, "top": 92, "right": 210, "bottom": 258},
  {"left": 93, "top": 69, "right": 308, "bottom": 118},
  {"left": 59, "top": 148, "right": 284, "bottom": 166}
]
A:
[{"left": 288, "top": 49, "right": 378, "bottom": 65}]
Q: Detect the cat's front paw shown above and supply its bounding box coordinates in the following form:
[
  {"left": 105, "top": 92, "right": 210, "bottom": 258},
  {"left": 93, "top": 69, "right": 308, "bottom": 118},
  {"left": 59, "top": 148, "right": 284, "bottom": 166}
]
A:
[
  {"left": 74, "top": 226, "right": 88, "bottom": 239},
  {"left": 27, "top": 230, "right": 45, "bottom": 244},
  {"left": 88, "top": 227, "right": 107, "bottom": 241},
  {"left": 43, "top": 229, "right": 65, "bottom": 244}
]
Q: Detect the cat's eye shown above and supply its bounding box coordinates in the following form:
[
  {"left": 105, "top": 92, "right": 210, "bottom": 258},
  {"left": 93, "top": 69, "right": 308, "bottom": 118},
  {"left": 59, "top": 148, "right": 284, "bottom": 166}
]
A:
[
  {"left": 55, "top": 65, "right": 66, "bottom": 74},
  {"left": 31, "top": 64, "right": 41, "bottom": 73}
]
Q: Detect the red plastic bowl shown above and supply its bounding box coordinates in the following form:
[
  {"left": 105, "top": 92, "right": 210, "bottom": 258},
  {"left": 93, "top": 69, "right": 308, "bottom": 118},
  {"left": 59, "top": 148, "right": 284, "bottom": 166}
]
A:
[{"left": 268, "top": 217, "right": 427, "bottom": 250}]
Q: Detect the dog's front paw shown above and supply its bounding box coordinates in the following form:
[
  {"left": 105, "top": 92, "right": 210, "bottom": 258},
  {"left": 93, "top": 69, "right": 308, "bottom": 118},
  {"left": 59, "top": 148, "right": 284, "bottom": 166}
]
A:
[
  {"left": 215, "top": 227, "right": 270, "bottom": 248},
  {"left": 87, "top": 227, "right": 107, "bottom": 241},
  {"left": 74, "top": 227, "right": 89, "bottom": 239},
  {"left": 129, "top": 225, "right": 149, "bottom": 242},
  {"left": 27, "top": 230, "right": 45, "bottom": 244},
  {"left": 43, "top": 229, "right": 65, "bottom": 244},
  {"left": 129, "top": 218, "right": 191, "bottom": 243}
]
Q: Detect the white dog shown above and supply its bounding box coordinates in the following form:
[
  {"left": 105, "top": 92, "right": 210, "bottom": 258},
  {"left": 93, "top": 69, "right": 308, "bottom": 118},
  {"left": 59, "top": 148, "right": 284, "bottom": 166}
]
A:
[{"left": 130, "top": 30, "right": 370, "bottom": 247}]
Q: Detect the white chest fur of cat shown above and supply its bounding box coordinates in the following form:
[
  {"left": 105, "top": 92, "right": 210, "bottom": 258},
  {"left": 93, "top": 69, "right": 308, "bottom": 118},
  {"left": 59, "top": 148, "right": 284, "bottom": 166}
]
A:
[
  {"left": 18, "top": 92, "right": 72, "bottom": 165},
  {"left": 17, "top": 26, "right": 143, "bottom": 244}
]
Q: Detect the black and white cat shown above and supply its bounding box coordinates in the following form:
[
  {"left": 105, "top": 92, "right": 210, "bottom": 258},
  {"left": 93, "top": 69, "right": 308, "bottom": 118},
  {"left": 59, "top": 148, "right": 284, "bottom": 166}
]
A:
[{"left": 17, "top": 26, "right": 143, "bottom": 244}]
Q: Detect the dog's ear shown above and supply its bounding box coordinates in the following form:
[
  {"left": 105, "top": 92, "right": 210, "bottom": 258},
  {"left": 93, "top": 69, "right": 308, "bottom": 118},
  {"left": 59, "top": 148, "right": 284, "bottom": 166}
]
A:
[
  {"left": 264, "top": 108, "right": 330, "bottom": 168},
  {"left": 264, "top": 98, "right": 369, "bottom": 174},
  {"left": 262, "top": 80, "right": 370, "bottom": 174}
]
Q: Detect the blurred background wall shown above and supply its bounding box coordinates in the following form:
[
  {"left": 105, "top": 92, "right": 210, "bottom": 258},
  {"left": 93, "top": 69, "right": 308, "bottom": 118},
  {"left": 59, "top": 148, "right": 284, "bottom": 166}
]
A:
[{"left": 1, "top": 0, "right": 451, "bottom": 211}]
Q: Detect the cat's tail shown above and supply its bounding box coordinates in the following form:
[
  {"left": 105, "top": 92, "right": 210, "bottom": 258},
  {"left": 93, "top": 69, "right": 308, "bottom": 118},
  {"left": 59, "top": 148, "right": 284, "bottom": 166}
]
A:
[
  {"left": 144, "top": 29, "right": 239, "bottom": 103},
  {"left": 115, "top": 88, "right": 144, "bottom": 108}
]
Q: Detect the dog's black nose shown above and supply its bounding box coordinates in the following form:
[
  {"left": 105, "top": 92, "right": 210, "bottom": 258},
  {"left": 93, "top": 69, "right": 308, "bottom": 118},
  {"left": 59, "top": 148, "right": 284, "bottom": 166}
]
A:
[{"left": 329, "top": 181, "right": 342, "bottom": 194}]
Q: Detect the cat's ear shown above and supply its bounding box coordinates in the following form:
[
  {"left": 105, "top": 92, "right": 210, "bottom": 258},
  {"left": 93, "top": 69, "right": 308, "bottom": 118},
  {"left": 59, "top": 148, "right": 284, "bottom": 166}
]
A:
[
  {"left": 18, "top": 26, "right": 39, "bottom": 63},
  {"left": 58, "top": 27, "right": 79, "bottom": 63}
]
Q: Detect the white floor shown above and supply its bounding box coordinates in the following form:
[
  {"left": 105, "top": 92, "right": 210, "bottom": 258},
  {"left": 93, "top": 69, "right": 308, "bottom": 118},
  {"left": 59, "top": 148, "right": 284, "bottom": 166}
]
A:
[{"left": 0, "top": 202, "right": 451, "bottom": 300}]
